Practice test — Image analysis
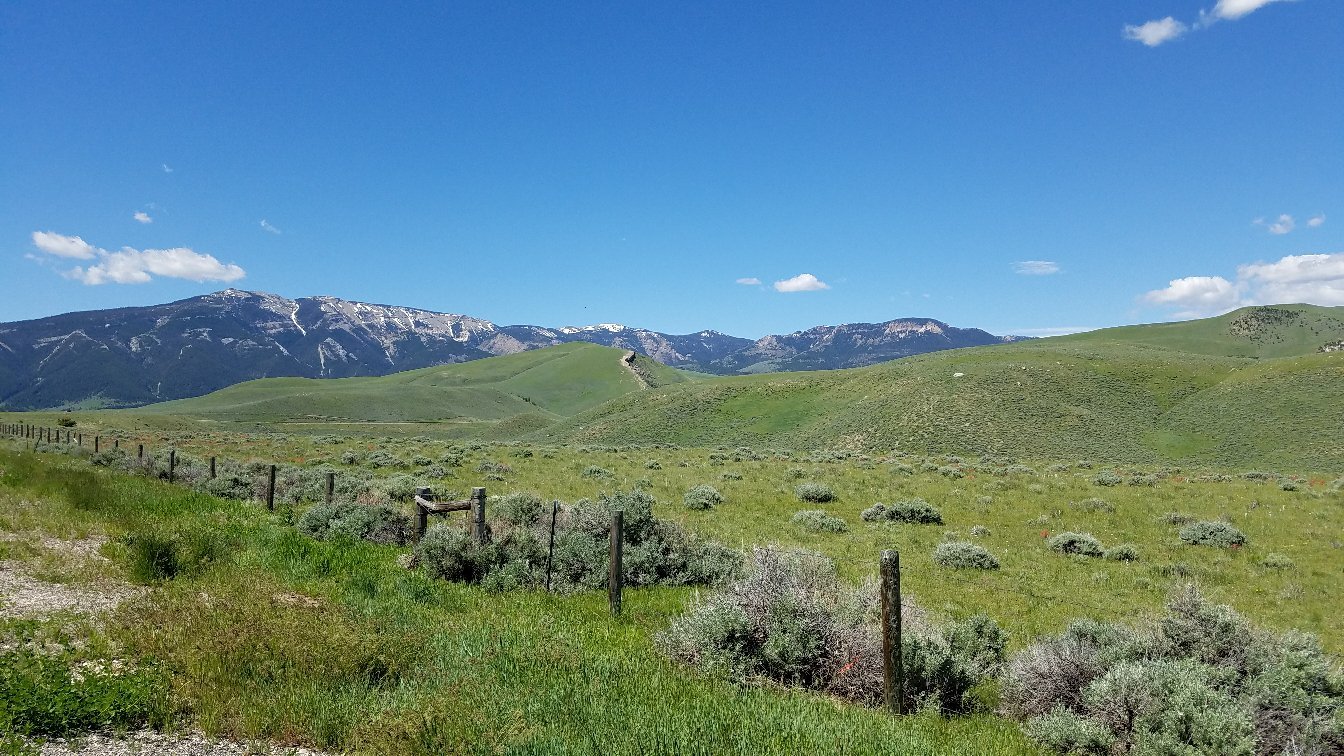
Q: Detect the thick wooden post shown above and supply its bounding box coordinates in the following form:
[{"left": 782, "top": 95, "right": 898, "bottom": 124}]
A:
[
  {"left": 93, "top": 436, "right": 99, "bottom": 452},
  {"left": 471, "top": 487, "right": 487, "bottom": 544},
  {"left": 882, "top": 550, "right": 903, "bottom": 715},
  {"left": 79, "top": 433, "right": 84, "bottom": 447},
  {"left": 326, "top": 472, "right": 335, "bottom": 504},
  {"left": 137, "top": 443, "right": 144, "bottom": 459},
  {"left": 266, "top": 465, "right": 277, "bottom": 511},
  {"left": 168, "top": 450, "right": 176, "bottom": 483},
  {"left": 209, "top": 456, "right": 216, "bottom": 479},
  {"left": 114, "top": 438, "right": 119, "bottom": 449},
  {"left": 609, "top": 510, "right": 624, "bottom": 616},
  {"left": 545, "top": 500, "right": 559, "bottom": 592},
  {"left": 414, "top": 487, "right": 431, "bottom": 540}
]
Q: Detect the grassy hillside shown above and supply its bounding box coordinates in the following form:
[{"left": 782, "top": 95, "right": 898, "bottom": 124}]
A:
[
  {"left": 544, "top": 310, "right": 1344, "bottom": 472},
  {"left": 135, "top": 343, "right": 692, "bottom": 430}
]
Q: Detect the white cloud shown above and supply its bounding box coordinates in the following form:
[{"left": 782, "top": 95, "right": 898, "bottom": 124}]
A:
[
  {"left": 1124, "top": 17, "right": 1189, "bottom": 46},
  {"left": 1143, "top": 251, "right": 1344, "bottom": 317},
  {"left": 260, "top": 219, "right": 281, "bottom": 235},
  {"left": 30, "top": 229, "right": 245, "bottom": 286},
  {"left": 1014, "top": 260, "right": 1061, "bottom": 276},
  {"left": 735, "top": 277, "right": 761, "bottom": 286},
  {"left": 1267, "top": 214, "right": 1296, "bottom": 235},
  {"left": 1307, "top": 214, "right": 1326, "bottom": 228},
  {"left": 1143, "top": 276, "right": 1241, "bottom": 317},
  {"left": 31, "top": 231, "right": 97, "bottom": 259},
  {"left": 133, "top": 211, "right": 152, "bottom": 224},
  {"left": 1208, "top": 0, "right": 1293, "bottom": 21},
  {"left": 773, "top": 273, "right": 830, "bottom": 293},
  {"left": 161, "top": 164, "right": 174, "bottom": 173}
]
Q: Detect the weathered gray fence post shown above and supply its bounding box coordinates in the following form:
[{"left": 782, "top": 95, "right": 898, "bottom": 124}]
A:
[
  {"left": 414, "top": 487, "right": 432, "bottom": 540},
  {"left": 167, "top": 450, "right": 176, "bottom": 483},
  {"left": 137, "top": 443, "right": 144, "bottom": 460},
  {"left": 609, "top": 510, "right": 624, "bottom": 617},
  {"left": 113, "top": 438, "right": 119, "bottom": 449},
  {"left": 326, "top": 472, "right": 335, "bottom": 504},
  {"left": 882, "top": 549, "right": 903, "bottom": 715},
  {"left": 545, "top": 500, "right": 559, "bottom": 592},
  {"left": 94, "top": 436, "right": 99, "bottom": 452},
  {"left": 266, "top": 465, "right": 277, "bottom": 511},
  {"left": 209, "top": 456, "right": 216, "bottom": 479},
  {"left": 471, "top": 487, "right": 487, "bottom": 544}
]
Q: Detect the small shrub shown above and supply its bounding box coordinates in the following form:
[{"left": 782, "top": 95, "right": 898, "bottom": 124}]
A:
[
  {"left": 1127, "top": 473, "right": 1158, "bottom": 487},
  {"left": 1072, "top": 497, "right": 1114, "bottom": 514},
  {"left": 720, "top": 471, "right": 743, "bottom": 481},
  {"left": 1047, "top": 532, "right": 1104, "bottom": 558},
  {"left": 1092, "top": 471, "right": 1122, "bottom": 487},
  {"left": 415, "top": 524, "right": 500, "bottom": 582},
  {"left": 56, "top": 417, "right": 77, "bottom": 428},
  {"left": 297, "top": 502, "right": 413, "bottom": 546},
  {"left": 1158, "top": 511, "right": 1196, "bottom": 525},
  {"left": 683, "top": 484, "right": 723, "bottom": 511},
  {"left": 861, "top": 498, "right": 943, "bottom": 525},
  {"left": 494, "top": 491, "right": 544, "bottom": 527},
  {"left": 1279, "top": 479, "right": 1300, "bottom": 491},
  {"left": 969, "top": 525, "right": 991, "bottom": 537},
  {"left": 1103, "top": 544, "right": 1139, "bottom": 562},
  {"left": 1259, "top": 553, "right": 1294, "bottom": 569},
  {"left": 1178, "top": 521, "right": 1247, "bottom": 548},
  {"left": 794, "top": 483, "right": 836, "bottom": 503},
  {"left": 932, "top": 542, "right": 1000, "bottom": 570},
  {"left": 791, "top": 510, "right": 848, "bottom": 533},
  {"left": 581, "top": 465, "right": 613, "bottom": 479},
  {"left": 1023, "top": 708, "right": 1115, "bottom": 755},
  {"left": 644, "top": 459, "right": 662, "bottom": 470}
]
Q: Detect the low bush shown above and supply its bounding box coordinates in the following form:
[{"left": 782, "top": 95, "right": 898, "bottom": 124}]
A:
[
  {"left": 791, "top": 510, "right": 848, "bottom": 533},
  {"left": 794, "top": 483, "right": 836, "bottom": 503},
  {"left": 1102, "top": 544, "right": 1139, "bottom": 562},
  {"left": 1158, "top": 511, "right": 1196, "bottom": 525},
  {"left": 659, "top": 548, "right": 1006, "bottom": 713},
  {"left": 1047, "top": 532, "right": 1104, "bottom": 558},
  {"left": 683, "top": 484, "right": 723, "bottom": 511},
  {"left": 297, "top": 502, "right": 413, "bottom": 546},
  {"left": 1003, "top": 586, "right": 1344, "bottom": 755},
  {"left": 581, "top": 465, "right": 613, "bottom": 479},
  {"left": 932, "top": 542, "right": 1000, "bottom": 570},
  {"left": 861, "top": 498, "right": 943, "bottom": 525},
  {"left": 1178, "top": 521, "right": 1247, "bottom": 548},
  {"left": 1071, "top": 498, "right": 1113, "bottom": 514},
  {"left": 969, "top": 525, "right": 991, "bottom": 537},
  {"left": 1260, "top": 553, "right": 1294, "bottom": 569},
  {"left": 494, "top": 491, "right": 544, "bottom": 526},
  {"left": 1092, "top": 471, "right": 1122, "bottom": 487}
]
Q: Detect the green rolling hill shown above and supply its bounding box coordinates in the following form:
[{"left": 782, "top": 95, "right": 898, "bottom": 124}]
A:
[
  {"left": 98, "top": 304, "right": 1344, "bottom": 471},
  {"left": 136, "top": 343, "right": 695, "bottom": 433}
]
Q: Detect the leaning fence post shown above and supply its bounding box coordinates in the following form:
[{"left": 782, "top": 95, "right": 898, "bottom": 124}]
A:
[
  {"left": 545, "top": 500, "right": 559, "bottom": 592},
  {"left": 609, "top": 510, "right": 624, "bottom": 616},
  {"left": 471, "top": 487, "right": 487, "bottom": 544},
  {"left": 266, "top": 465, "right": 277, "bottom": 511},
  {"left": 882, "top": 549, "right": 904, "bottom": 715},
  {"left": 326, "top": 472, "right": 335, "bottom": 504}
]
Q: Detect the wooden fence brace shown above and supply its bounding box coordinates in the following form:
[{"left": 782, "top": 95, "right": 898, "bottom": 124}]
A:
[
  {"left": 266, "top": 465, "right": 277, "bottom": 511},
  {"left": 209, "top": 456, "right": 216, "bottom": 479},
  {"left": 471, "top": 487, "right": 487, "bottom": 544},
  {"left": 325, "top": 472, "right": 335, "bottom": 504},
  {"left": 609, "top": 510, "right": 624, "bottom": 617},
  {"left": 168, "top": 450, "right": 176, "bottom": 483},
  {"left": 414, "top": 487, "right": 432, "bottom": 539},
  {"left": 544, "top": 500, "right": 559, "bottom": 592},
  {"left": 881, "top": 549, "right": 903, "bottom": 716},
  {"left": 413, "top": 487, "right": 474, "bottom": 541}
]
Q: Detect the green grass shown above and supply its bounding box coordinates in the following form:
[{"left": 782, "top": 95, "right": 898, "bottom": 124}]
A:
[{"left": 0, "top": 447, "right": 1040, "bottom": 754}]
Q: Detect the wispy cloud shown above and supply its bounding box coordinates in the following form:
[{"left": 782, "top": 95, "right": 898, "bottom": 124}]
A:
[
  {"left": 1014, "top": 260, "right": 1061, "bottom": 276},
  {"left": 1142, "top": 250, "right": 1344, "bottom": 317},
  {"left": 735, "top": 277, "right": 761, "bottom": 286},
  {"left": 1267, "top": 214, "right": 1296, "bottom": 235},
  {"left": 161, "top": 163, "right": 174, "bottom": 173},
  {"left": 31, "top": 231, "right": 97, "bottom": 259},
  {"left": 1128, "top": 0, "right": 1296, "bottom": 46},
  {"left": 773, "top": 273, "right": 830, "bottom": 293},
  {"left": 1124, "top": 17, "right": 1188, "bottom": 46},
  {"left": 1307, "top": 214, "right": 1326, "bottom": 228},
  {"left": 260, "top": 219, "right": 282, "bottom": 235},
  {"left": 133, "top": 211, "right": 153, "bottom": 224},
  {"left": 32, "top": 230, "right": 245, "bottom": 286}
]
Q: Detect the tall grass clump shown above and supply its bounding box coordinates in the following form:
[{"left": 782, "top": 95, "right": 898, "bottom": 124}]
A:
[
  {"left": 1003, "top": 585, "right": 1344, "bottom": 755},
  {"left": 659, "top": 548, "right": 1007, "bottom": 713}
]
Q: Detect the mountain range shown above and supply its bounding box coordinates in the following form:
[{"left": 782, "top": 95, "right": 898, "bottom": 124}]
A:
[{"left": 0, "top": 289, "right": 1021, "bottom": 409}]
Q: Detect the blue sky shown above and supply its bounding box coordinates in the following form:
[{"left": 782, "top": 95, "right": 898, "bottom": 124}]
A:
[{"left": 2, "top": 0, "right": 1340, "bottom": 338}]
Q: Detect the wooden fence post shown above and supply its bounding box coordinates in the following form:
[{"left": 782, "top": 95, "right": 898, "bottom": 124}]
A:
[
  {"left": 93, "top": 436, "right": 99, "bottom": 453},
  {"left": 114, "top": 438, "right": 119, "bottom": 449},
  {"left": 471, "top": 487, "right": 487, "bottom": 544},
  {"left": 414, "top": 487, "right": 432, "bottom": 540},
  {"left": 326, "top": 472, "right": 335, "bottom": 504},
  {"left": 209, "top": 456, "right": 216, "bottom": 479},
  {"left": 545, "top": 500, "right": 559, "bottom": 592},
  {"left": 137, "top": 443, "right": 144, "bottom": 460},
  {"left": 168, "top": 450, "right": 176, "bottom": 483},
  {"left": 609, "top": 510, "right": 624, "bottom": 617},
  {"left": 882, "top": 550, "right": 903, "bottom": 715},
  {"left": 79, "top": 433, "right": 84, "bottom": 447},
  {"left": 266, "top": 465, "right": 277, "bottom": 511}
]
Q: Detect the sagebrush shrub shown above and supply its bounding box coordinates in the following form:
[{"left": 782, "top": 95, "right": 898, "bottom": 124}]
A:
[
  {"left": 794, "top": 483, "right": 836, "bottom": 503},
  {"left": 1158, "top": 511, "right": 1196, "bottom": 525},
  {"left": 683, "top": 484, "right": 723, "bottom": 511},
  {"left": 932, "top": 542, "right": 999, "bottom": 570},
  {"left": 1178, "top": 521, "right": 1247, "bottom": 548},
  {"left": 861, "top": 498, "right": 943, "bottom": 525},
  {"left": 791, "top": 510, "right": 848, "bottom": 533},
  {"left": 1072, "top": 498, "right": 1114, "bottom": 514},
  {"left": 581, "top": 465, "right": 612, "bottom": 479},
  {"left": 494, "top": 491, "right": 544, "bottom": 526},
  {"left": 1260, "top": 552, "right": 1294, "bottom": 569},
  {"left": 297, "top": 502, "right": 413, "bottom": 546},
  {"left": 1102, "top": 544, "right": 1139, "bottom": 562},
  {"left": 1092, "top": 471, "right": 1122, "bottom": 487},
  {"left": 1047, "top": 532, "right": 1104, "bottom": 558}
]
